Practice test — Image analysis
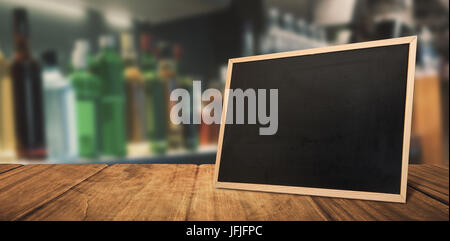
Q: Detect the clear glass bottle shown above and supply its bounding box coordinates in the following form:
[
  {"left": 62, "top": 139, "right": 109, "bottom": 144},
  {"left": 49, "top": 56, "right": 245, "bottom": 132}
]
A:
[
  {"left": 41, "top": 50, "right": 78, "bottom": 161},
  {"left": 10, "top": 8, "right": 46, "bottom": 159}
]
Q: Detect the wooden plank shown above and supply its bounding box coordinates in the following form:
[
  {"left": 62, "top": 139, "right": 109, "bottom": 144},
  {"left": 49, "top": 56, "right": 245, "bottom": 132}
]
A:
[
  {"left": 312, "top": 187, "right": 448, "bottom": 221},
  {"left": 408, "top": 164, "right": 449, "bottom": 204},
  {"left": 8, "top": 163, "right": 448, "bottom": 221},
  {"left": 0, "top": 164, "right": 21, "bottom": 174},
  {"left": 188, "top": 164, "right": 327, "bottom": 220},
  {"left": 0, "top": 164, "right": 106, "bottom": 220},
  {"left": 21, "top": 164, "right": 198, "bottom": 221}
]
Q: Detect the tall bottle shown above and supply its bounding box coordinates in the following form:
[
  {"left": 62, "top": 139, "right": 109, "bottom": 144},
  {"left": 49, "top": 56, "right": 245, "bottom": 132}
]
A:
[
  {"left": 179, "top": 76, "right": 199, "bottom": 151},
  {"left": 122, "top": 33, "right": 146, "bottom": 143},
  {"left": 91, "top": 35, "right": 126, "bottom": 157},
  {"left": 41, "top": 50, "right": 78, "bottom": 161},
  {"left": 10, "top": 8, "right": 46, "bottom": 159},
  {"left": 0, "top": 48, "right": 16, "bottom": 160},
  {"left": 159, "top": 42, "right": 183, "bottom": 150},
  {"left": 173, "top": 44, "right": 198, "bottom": 151},
  {"left": 140, "top": 34, "right": 168, "bottom": 154},
  {"left": 70, "top": 40, "right": 101, "bottom": 159}
]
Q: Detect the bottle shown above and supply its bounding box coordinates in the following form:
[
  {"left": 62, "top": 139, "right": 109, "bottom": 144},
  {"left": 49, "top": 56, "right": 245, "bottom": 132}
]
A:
[
  {"left": 41, "top": 50, "right": 78, "bottom": 161},
  {"left": 201, "top": 65, "right": 226, "bottom": 147},
  {"left": 70, "top": 40, "right": 101, "bottom": 158},
  {"left": 173, "top": 44, "right": 198, "bottom": 151},
  {"left": 10, "top": 8, "right": 46, "bottom": 159},
  {"left": 122, "top": 33, "right": 146, "bottom": 143},
  {"left": 141, "top": 36, "right": 168, "bottom": 154},
  {"left": 160, "top": 43, "right": 183, "bottom": 150},
  {"left": 91, "top": 35, "right": 127, "bottom": 157},
  {"left": 179, "top": 76, "right": 199, "bottom": 151},
  {"left": 0, "top": 48, "right": 16, "bottom": 160}
]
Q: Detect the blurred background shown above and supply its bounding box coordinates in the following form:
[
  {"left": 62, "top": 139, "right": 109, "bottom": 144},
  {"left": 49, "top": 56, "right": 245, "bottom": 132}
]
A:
[{"left": 0, "top": 0, "right": 448, "bottom": 166}]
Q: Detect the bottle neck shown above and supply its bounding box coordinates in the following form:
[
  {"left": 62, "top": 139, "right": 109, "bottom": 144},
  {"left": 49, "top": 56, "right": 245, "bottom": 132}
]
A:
[
  {"left": 13, "top": 33, "right": 31, "bottom": 60},
  {"left": 74, "top": 65, "right": 87, "bottom": 71},
  {"left": 100, "top": 43, "right": 116, "bottom": 52},
  {"left": 43, "top": 65, "right": 59, "bottom": 71}
]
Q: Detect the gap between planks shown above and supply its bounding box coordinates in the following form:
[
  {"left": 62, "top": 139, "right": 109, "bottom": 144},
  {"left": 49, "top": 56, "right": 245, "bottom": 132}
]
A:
[
  {"left": 0, "top": 163, "right": 447, "bottom": 221},
  {"left": 407, "top": 164, "right": 449, "bottom": 205},
  {"left": 15, "top": 165, "right": 110, "bottom": 221},
  {"left": 0, "top": 164, "right": 109, "bottom": 221},
  {"left": 0, "top": 164, "right": 23, "bottom": 175}
]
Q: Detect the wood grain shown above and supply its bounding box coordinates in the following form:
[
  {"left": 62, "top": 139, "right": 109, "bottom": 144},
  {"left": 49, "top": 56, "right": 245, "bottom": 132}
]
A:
[
  {"left": 0, "top": 164, "right": 106, "bottom": 220},
  {"left": 0, "top": 163, "right": 446, "bottom": 221},
  {"left": 311, "top": 187, "right": 448, "bottom": 221},
  {"left": 0, "top": 164, "right": 21, "bottom": 174},
  {"left": 408, "top": 164, "right": 449, "bottom": 204},
  {"left": 189, "top": 165, "right": 327, "bottom": 220},
  {"left": 21, "top": 164, "right": 198, "bottom": 221}
]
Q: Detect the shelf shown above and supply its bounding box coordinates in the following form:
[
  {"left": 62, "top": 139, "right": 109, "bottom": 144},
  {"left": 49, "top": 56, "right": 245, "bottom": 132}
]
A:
[{"left": 9, "top": 144, "right": 218, "bottom": 165}]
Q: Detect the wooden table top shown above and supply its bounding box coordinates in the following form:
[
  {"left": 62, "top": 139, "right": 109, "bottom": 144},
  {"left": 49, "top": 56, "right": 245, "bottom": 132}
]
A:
[{"left": 0, "top": 164, "right": 447, "bottom": 221}]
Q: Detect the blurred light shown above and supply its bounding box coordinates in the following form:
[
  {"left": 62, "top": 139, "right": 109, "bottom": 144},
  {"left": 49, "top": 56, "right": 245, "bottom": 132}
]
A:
[
  {"left": 314, "top": 0, "right": 356, "bottom": 26},
  {"left": 1, "top": 0, "right": 85, "bottom": 19},
  {"left": 105, "top": 10, "right": 132, "bottom": 29}
]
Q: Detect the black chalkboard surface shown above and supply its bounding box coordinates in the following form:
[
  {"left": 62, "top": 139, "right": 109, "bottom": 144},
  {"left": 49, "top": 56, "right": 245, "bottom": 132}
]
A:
[{"left": 214, "top": 37, "right": 417, "bottom": 203}]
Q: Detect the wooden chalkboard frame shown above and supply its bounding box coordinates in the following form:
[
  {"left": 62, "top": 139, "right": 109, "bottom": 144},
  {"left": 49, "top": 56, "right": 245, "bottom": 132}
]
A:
[{"left": 214, "top": 36, "right": 417, "bottom": 203}]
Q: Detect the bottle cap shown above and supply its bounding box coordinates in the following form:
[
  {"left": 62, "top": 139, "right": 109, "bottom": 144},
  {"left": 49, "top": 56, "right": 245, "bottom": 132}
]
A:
[
  {"left": 173, "top": 43, "right": 183, "bottom": 61},
  {"left": 158, "top": 41, "right": 172, "bottom": 59},
  {"left": 140, "top": 33, "right": 153, "bottom": 52},
  {"left": 296, "top": 19, "right": 306, "bottom": 34},
  {"left": 72, "top": 39, "right": 90, "bottom": 69},
  {"left": 99, "top": 35, "right": 115, "bottom": 49},
  {"left": 41, "top": 50, "right": 58, "bottom": 66},
  {"left": 74, "top": 39, "right": 90, "bottom": 52},
  {"left": 283, "top": 13, "right": 294, "bottom": 30},
  {"left": 268, "top": 8, "right": 279, "bottom": 20},
  {"left": 121, "top": 32, "right": 136, "bottom": 59}
]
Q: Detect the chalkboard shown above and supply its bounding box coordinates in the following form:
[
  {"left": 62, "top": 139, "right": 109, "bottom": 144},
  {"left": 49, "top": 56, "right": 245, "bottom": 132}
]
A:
[{"left": 214, "top": 36, "right": 417, "bottom": 203}]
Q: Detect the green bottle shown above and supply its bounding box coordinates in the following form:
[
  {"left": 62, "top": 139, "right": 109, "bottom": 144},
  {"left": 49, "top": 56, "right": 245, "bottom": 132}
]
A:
[
  {"left": 92, "top": 35, "right": 126, "bottom": 157},
  {"left": 140, "top": 34, "right": 168, "bottom": 154},
  {"left": 173, "top": 44, "right": 198, "bottom": 151},
  {"left": 179, "top": 76, "right": 199, "bottom": 151},
  {"left": 69, "top": 40, "right": 100, "bottom": 158}
]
